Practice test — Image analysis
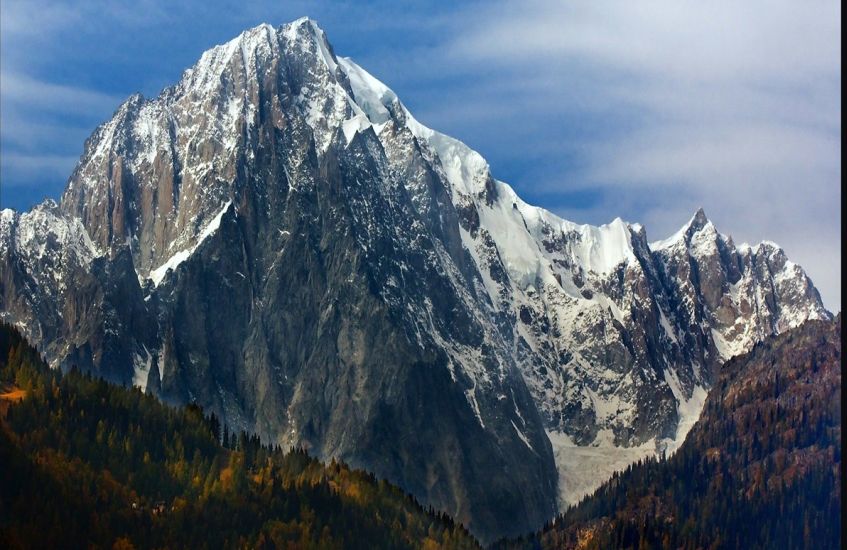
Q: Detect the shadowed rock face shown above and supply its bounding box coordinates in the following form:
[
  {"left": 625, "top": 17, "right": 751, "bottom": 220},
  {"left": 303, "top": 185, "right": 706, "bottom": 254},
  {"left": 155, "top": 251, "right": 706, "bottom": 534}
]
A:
[{"left": 0, "top": 17, "right": 830, "bottom": 542}]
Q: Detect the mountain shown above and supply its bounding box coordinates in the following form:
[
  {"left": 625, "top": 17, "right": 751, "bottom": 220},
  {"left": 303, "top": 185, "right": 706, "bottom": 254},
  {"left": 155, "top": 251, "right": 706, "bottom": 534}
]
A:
[
  {"left": 0, "top": 17, "right": 830, "bottom": 541},
  {"left": 506, "top": 316, "right": 841, "bottom": 549},
  {"left": 0, "top": 322, "right": 479, "bottom": 549}
]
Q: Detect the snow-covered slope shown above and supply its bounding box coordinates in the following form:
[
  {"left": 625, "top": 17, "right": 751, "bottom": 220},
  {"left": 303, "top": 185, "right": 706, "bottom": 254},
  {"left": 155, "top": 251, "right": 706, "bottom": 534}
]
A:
[
  {"left": 335, "top": 55, "right": 831, "bottom": 506},
  {"left": 0, "top": 17, "right": 831, "bottom": 532}
]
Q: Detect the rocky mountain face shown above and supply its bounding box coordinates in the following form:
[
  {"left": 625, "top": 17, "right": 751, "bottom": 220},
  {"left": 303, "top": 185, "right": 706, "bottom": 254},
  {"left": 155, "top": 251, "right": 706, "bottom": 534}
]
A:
[
  {"left": 0, "top": 18, "right": 830, "bottom": 542},
  {"left": 521, "top": 316, "right": 841, "bottom": 549}
]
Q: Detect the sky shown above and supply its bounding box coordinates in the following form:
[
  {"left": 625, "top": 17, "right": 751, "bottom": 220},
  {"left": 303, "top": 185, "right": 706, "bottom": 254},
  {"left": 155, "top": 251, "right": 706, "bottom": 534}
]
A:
[{"left": 0, "top": 0, "right": 841, "bottom": 310}]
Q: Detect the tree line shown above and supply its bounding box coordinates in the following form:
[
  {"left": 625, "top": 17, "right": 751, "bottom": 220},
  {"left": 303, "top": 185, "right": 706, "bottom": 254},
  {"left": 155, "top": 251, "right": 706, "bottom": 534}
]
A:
[{"left": 0, "top": 321, "right": 479, "bottom": 549}]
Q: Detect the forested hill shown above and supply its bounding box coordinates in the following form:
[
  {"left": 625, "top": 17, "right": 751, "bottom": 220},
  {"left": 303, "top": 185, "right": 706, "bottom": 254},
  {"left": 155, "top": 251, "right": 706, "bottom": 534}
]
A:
[
  {"left": 0, "top": 322, "right": 479, "bottom": 549},
  {"left": 500, "top": 316, "right": 841, "bottom": 550}
]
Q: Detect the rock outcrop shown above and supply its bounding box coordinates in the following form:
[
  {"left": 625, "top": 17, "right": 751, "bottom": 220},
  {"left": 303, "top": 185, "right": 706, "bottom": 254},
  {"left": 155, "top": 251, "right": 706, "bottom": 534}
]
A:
[{"left": 0, "top": 17, "right": 830, "bottom": 541}]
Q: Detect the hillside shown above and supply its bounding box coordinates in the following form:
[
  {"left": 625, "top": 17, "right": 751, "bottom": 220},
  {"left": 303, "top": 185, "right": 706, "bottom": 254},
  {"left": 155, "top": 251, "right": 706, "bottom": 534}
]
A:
[
  {"left": 501, "top": 317, "right": 841, "bottom": 549},
  {"left": 0, "top": 18, "right": 830, "bottom": 539},
  {"left": 0, "top": 322, "right": 478, "bottom": 549}
]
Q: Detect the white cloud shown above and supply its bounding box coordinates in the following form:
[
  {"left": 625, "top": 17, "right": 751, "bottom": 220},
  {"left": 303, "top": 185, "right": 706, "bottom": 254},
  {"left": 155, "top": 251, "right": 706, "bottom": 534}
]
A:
[
  {"left": 0, "top": 0, "right": 839, "bottom": 310},
  {"left": 430, "top": 0, "right": 841, "bottom": 311},
  {"left": 0, "top": 70, "right": 122, "bottom": 195},
  {"left": 1, "top": 71, "right": 122, "bottom": 116},
  {"left": 1, "top": 153, "right": 79, "bottom": 181},
  {"left": 450, "top": 0, "right": 840, "bottom": 81}
]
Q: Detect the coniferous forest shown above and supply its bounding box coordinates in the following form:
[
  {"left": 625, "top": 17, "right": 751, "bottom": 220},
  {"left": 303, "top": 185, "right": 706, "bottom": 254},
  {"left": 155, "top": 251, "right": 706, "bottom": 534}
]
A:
[
  {"left": 497, "top": 317, "right": 841, "bottom": 550},
  {"left": 0, "top": 322, "right": 479, "bottom": 549},
  {"left": 0, "top": 317, "right": 841, "bottom": 549},
  {"left": 0, "top": 6, "right": 840, "bottom": 548}
]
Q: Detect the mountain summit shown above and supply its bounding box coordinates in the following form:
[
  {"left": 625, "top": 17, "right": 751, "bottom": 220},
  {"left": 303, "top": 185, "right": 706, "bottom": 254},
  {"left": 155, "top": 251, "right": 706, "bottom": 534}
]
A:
[{"left": 0, "top": 18, "right": 830, "bottom": 542}]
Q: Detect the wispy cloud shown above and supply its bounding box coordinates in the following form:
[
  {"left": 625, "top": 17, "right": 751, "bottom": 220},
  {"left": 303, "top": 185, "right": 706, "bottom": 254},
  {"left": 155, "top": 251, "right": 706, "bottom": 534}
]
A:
[
  {"left": 0, "top": 69, "right": 123, "bottom": 201},
  {"left": 0, "top": 0, "right": 839, "bottom": 309},
  {"left": 1, "top": 153, "right": 80, "bottom": 180},
  {"left": 411, "top": 0, "right": 841, "bottom": 310},
  {"left": 1, "top": 71, "right": 122, "bottom": 115}
]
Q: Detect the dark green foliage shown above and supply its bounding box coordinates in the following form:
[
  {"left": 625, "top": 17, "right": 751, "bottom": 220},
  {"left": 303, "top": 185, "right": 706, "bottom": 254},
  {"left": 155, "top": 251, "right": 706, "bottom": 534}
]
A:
[
  {"left": 0, "top": 322, "right": 479, "bottom": 549},
  {"left": 497, "top": 318, "right": 842, "bottom": 550}
]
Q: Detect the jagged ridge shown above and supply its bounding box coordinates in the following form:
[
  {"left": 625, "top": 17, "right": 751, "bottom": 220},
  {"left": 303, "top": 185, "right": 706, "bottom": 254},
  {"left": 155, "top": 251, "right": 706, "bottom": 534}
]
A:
[{"left": 0, "top": 17, "right": 831, "bottom": 541}]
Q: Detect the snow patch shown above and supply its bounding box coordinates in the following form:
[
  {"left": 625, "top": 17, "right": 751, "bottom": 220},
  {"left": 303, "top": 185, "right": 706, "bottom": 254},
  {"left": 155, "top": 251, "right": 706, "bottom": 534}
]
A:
[
  {"left": 511, "top": 420, "right": 534, "bottom": 451},
  {"left": 662, "top": 368, "right": 707, "bottom": 455},
  {"left": 338, "top": 57, "right": 395, "bottom": 124},
  {"left": 711, "top": 327, "right": 744, "bottom": 362},
  {"left": 659, "top": 308, "right": 679, "bottom": 344},
  {"left": 149, "top": 201, "right": 232, "bottom": 286},
  {"left": 132, "top": 346, "right": 154, "bottom": 391},
  {"left": 547, "top": 429, "right": 658, "bottom": 509},
  {"left": 341, "top": 114, "right": 371, "bottom": 144},
  {"left": 465, "top": 385, "right": 485, "bottom": 428},
  {"left": 338, "top": 57, "right": 491, "bottom": 198}
]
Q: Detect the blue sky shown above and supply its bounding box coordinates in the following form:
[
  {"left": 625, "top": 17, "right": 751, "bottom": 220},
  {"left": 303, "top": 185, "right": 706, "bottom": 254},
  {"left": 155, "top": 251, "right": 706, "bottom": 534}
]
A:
[{"left": 0, "top": 0, "right": 841, "bottom": 309}]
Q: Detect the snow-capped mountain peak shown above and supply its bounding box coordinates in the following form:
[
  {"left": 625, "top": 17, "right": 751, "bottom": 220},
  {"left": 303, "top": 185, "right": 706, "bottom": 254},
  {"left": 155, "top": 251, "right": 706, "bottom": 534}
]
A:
[
  {"left": 1, "top": 17, "right": 831, "bottom": 540},
  {"left": 339, "top": 57, "right": 492, "bottom": 199},
  {"left": 649, "top": 207, "right": 711, "bottom": 251}
]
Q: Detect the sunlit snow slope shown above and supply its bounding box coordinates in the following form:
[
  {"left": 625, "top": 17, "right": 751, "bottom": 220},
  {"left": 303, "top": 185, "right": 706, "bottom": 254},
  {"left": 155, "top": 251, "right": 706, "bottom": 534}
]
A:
[{"left": 335, "top": 55, "right": 831, "bottom": 506}]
